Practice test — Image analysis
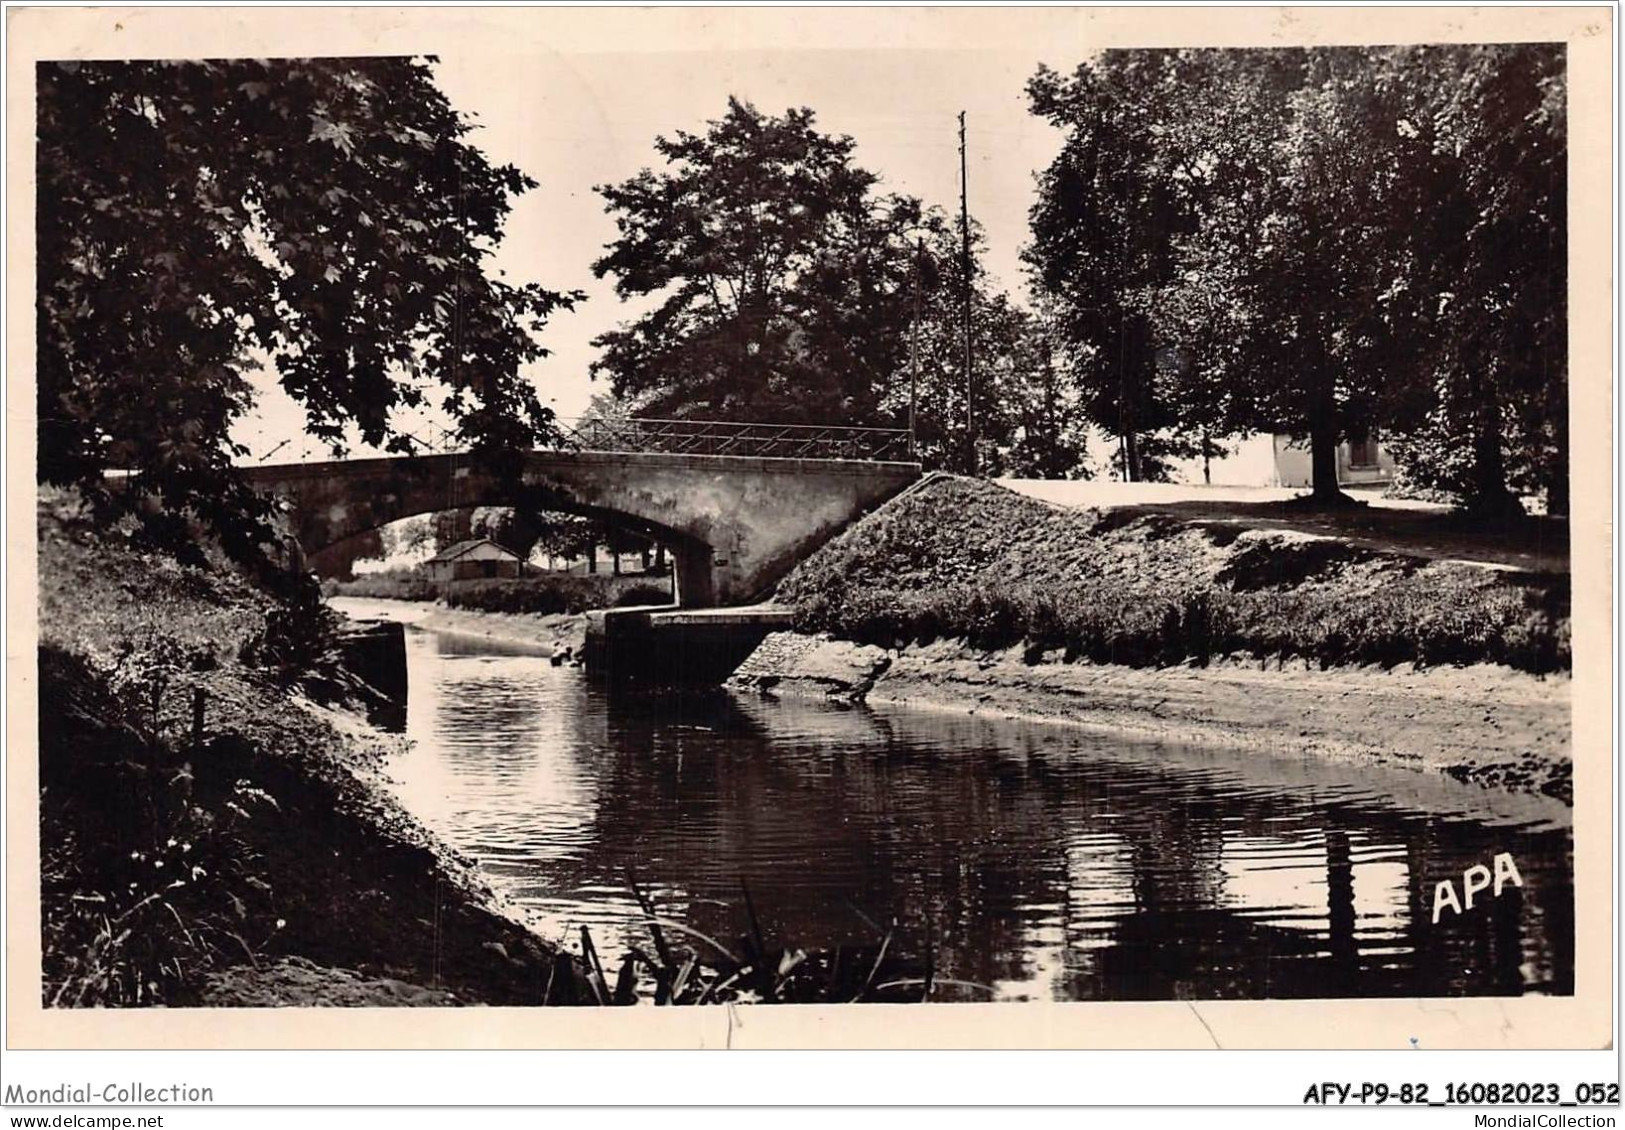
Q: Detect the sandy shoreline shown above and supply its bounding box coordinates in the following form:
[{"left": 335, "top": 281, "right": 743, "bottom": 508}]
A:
[
  {"left": 728, "top": 632, "right": 1573, "bottom": 805},
  {"left": 329, "top": 597, "right": 588, "bottom": 656}
]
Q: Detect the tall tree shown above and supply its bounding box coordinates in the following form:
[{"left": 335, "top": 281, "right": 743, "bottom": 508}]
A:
[
  {"left": 1375, "top": 45, "right": 1567, "bottom": 514},
  {"left": 37, "top": 57, "right": 579, "bottom": 575},
  {"left": 431, "top": 509, "right": 474, "bottom": 553},
  {"left": 529, "top": 513, "right": 603, "bottom": 573},
  {"left": 590, "top": 98, "right": 925, "bottom": 424},
  {"left": 1029, "top": 46, "right": 1565, "bottom": 508},
  {"left": 395, "top": 515, "right": 435, "bottom": 558},
  {"left": 1158, "top": 48, "right": 1411, "bottom": 503},
  {"left": 1025, "top": 54, "right": 1200, "bottom": 482}
]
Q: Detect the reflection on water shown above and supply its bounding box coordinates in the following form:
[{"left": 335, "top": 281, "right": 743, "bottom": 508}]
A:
[{"left": 339, "top": 599, "right": 1574, "bottom": 1001}]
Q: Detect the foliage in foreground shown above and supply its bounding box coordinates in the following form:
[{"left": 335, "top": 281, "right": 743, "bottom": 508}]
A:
[
  {"left": 548, "top": 876, "right": 976, "bottom": 1006},
  {"left": 40, "top": 648, "right": 291, "bottom": 1007},
  {"left": 38, "top": 496, "right": 341, "bottom": 1006},
  {"left": 777, "top": 479, "right": 1570, "bottom": 674},
  {"left": 37, "top": 56, "right": 579, "bottom": 581},
  {"left": 39, "top": 497, "right": 567, "bottom": 1007}
]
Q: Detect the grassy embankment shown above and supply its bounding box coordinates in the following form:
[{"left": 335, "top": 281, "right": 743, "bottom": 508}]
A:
[
  {"left": 778, "top": 476, "right": 1569, "bottom": 675},
  {"left": 757, "top": 477, "right": 1571, "bottom": 800},
  {"left": 36, "top": 492, "right": 939, "bottom": 1006},
  {"left": 36, "top": 492, "right": 575, "bottom": 1006}
]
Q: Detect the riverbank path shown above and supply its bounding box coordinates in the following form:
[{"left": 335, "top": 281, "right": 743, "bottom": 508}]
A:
[{"left": 997, "top": 480, "right": 1569, "bottom": 575}]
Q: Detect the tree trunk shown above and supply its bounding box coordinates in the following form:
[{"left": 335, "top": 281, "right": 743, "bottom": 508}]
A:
[
  {"left": 1465, "top": 373, "right": 1522, "bottom": 518},
  {"left": 1121, "top": 429, "right": 1142, "bottom": 483},
  {"left": 586, "top": 543, "right": 598, "bottom": 575},
  {"left": 1306, "top": 371, "right": 1350, "bottom": 505},
  {"left": 1469, "top": 418, "right": 1514, "bottom": 512},
  {"left": 1546, "top": 392, "right": 1569, "bottom": 517},
  {"left": 1309, "top": 421, "right": 1343, "bottom": 502},
  {"left": 1546, "top": 462, "right": 1569, "bottom": 517},
  {"left": 612, "top": 552, "right": 621, "bottom": 577}
]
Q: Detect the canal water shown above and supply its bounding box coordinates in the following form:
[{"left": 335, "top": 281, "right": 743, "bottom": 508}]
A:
[{"left": 334, "top": 599, "right": 1574, "bottom": 1002}]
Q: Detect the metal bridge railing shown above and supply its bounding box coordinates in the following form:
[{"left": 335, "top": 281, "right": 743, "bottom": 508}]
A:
[
  {"left": 250, "top": 418, "right": 913, "bottom": 466},
  {"left": 556, "top": 417, "right": 913, "bottom": 462}
]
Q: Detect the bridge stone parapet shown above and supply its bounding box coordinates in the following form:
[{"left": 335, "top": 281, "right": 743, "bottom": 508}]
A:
[{"left": 244, "top": 449, "right": 919, "bottom": 608}]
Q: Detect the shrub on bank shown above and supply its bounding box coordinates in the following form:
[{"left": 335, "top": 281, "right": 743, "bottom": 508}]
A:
[
  {"left": 322, "top": 569, "right": 439, "bottom": 603},
  {"left": 444, "top": 577, "right": 595, "bottom": 615},
  {"left": 40, "top": 645, "right": 290, "bottom": 1006},
  {"left": 326, "top": 570, "right": 674, "bottom": 614},
  {"left": 779, "top": 478, "right": 1571, "bottom": 675},
  {"left": 37, "top": 502, "right": 316, "bottom": 1006},
  {"left": 443, "top": 574, "right": 674, "bottom": 616}
]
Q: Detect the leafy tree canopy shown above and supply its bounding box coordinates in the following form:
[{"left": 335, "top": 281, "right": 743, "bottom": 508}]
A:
[
  {"left": 1025, "top": 52, "right": 1205, "bottom": 482},
  {"left": 592, "top": 98, "right": 1090, "bottom": 478},
  {"left": 1026, "top": 45, "right": 1565, "bottom": 508},
  {"left": 37, "top": 56, "right": 580, "bottom": 575},
  {"left": 590, "top": 97, "right": 931, "bottom": 424},
  {"left": 1370, "top": 44, "right": 1567, "bottom": 512}
]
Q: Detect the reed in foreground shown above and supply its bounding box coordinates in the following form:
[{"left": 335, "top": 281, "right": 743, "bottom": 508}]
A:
[{"left": 543, "top": 875, "right": 994, "bottom": 1006}]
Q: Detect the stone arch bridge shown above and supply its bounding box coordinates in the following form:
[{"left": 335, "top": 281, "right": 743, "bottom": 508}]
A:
[{"left": 242, "top": 421, "right": 919, "bottom": 608}]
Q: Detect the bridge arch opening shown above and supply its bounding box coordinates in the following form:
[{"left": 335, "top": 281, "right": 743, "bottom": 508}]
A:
[
  {"left": 295, "top": 489, "right": 704, "bottom": 605},
  {"left": 313, "top": 509, "right": 683, "bottom": 610}
]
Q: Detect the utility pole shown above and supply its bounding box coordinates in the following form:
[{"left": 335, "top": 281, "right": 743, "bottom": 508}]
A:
[
  {"left": 958, "top": 110, "right": 975, "bottom": 476},
  {"left": 909, "top": 237, "right": 922, "bottom": 458}
]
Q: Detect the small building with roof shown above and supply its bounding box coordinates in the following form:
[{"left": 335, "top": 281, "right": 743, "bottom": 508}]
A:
[{"left": 422, "top": 537, "right": 526, "bottom": 583}]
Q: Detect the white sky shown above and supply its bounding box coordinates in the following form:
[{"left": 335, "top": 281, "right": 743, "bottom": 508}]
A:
[{"left": 236, "top": 45, "right": 1070, "bottom": 459}]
